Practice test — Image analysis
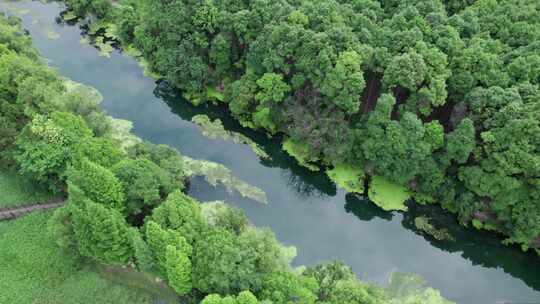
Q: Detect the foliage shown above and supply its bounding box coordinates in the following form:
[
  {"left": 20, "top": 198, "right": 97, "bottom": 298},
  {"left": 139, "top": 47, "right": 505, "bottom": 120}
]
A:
[
  {"left": 201, "top": 201, "right": 249, "bottom": 234},
  {"left": 165, "top": 245, "right": 192, "bottom": 295},
  {"left": 13, "top": 112, "right": 93, "bottom": 190},
  {"left": 145, "top": 220, "right": 192, "bottom": 276},
  {"left": 71, "top": 200, "right": 134, "bottom": 265},
  {"left": 201, "top": 291, "right": 259, "bottom": 304},
  {"left": 94, "top": 0, "right": 540, "bottom": 251},
  {"left": 258, "top": 271, "right": 318, "bottom": 304},
  {"left": 191, "top": 227, "right": 240, "bottom": 294},
  {"left": 67, "top": 158, "right": 126, "bottom": 212},
  {"left": 303, "top": 261, "right": 355, "bottom": 301},
  {"left": 148, "top": 190, "right": 205, "bottom": 245}
]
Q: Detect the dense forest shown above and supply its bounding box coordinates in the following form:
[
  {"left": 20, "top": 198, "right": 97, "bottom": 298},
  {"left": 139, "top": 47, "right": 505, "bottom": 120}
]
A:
[
  {"left": 60, "top": 0, "right": 540, "bottom": 253},
  {"left": 0, "top": 12, "right": 454, "bottom": 304}
]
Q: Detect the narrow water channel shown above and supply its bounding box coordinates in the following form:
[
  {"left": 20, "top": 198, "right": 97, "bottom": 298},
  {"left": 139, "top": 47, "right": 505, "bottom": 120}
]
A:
[{"left": 2, "top": 1, "right": 539, "bottom": 303}]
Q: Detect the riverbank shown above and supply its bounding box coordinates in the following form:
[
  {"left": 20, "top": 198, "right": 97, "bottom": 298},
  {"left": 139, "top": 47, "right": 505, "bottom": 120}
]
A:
[
  {"left": 0, "top": 7, "right": 455, "bottom": 304},
  {"left": 57, "top": 0, "right": 540, "bottom": 258},
  {"left": 0, "top": 211, "right": 176, "bottom": 303}
]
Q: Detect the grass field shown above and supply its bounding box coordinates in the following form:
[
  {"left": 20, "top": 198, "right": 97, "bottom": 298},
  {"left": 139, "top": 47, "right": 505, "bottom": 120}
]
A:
[
  {"left": 0, "top": 211, "right": 177, "bottom": 304},
  {"left": 0, "top": 169, "right": 55, "bottom": 209}
]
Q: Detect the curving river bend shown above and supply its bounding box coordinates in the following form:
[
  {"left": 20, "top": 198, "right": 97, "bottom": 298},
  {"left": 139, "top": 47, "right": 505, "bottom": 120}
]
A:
[{"left": 1, "top": 1, "right": 540, "bottom": 303}]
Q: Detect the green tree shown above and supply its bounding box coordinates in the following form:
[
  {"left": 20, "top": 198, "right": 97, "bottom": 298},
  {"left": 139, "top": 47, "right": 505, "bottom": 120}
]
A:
[
  {"left": 149, "top": 190, "right": 205, "bottom": 245},
  {"left": 13, "top": 112, "right": 93, "bottom": 189},
  {"left": 320, "top": 51, "right": 365, "bottom": 113},
  {"left": 445, "top": 118, "right": 475, "bottom": 164},
  {"left": 112, "top": 158, "right": 171, "bottom": 215},
  {"left": 165, "top": 245, "right": 192, "bottom": 295},
  {"left": 145, "top": 221, "right": 192, "bottom": 274},
  {"left": 71, "top": 200, "right": 133, "bottom": 264},
  {"left": 255, "top": 73, "right": 291, "bottom": 104},
  {"left": 303, "top": 261, "right": 354, "bottom": 301},
  {"left": 192, "top": 227, "right": 239, "bottom": 294},
  {"left": 67, "top": 158, "right": 125, "bottom": 212},
  {"left": 258, "top": 271, "right": 318, "bottom": 304}
]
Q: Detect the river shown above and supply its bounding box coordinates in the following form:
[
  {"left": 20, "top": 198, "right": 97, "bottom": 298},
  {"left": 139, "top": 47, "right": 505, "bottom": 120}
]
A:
[{"left": 1, "top": 1, "right": 539, "bottom": 303}]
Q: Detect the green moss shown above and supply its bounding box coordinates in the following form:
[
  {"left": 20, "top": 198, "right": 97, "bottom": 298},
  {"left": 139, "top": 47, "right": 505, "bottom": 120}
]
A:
[
  {"left": 414, "top": 216, "right": 455, "bottom": 241},
  {"left": 0, "top": 169, "right": 54, "bottom": 209},
  {"left": 191, "top": 115, "right": 269, "bottom": 159},
  {"left": 183, "top": 156, "right": 268, "bottom": 204},
  {"left": 368, "top": 176, "right": 410, "bottom": 211},
  {"left": 326, "top": 163, "right": 365, "bottom": 193},
  {"left": 282, "top": 138, "right": 319, "bottom": 171}
]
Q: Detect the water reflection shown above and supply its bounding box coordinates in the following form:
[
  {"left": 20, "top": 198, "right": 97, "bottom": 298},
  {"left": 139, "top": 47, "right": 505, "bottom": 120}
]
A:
[
  {"left": 155, "top": 80, "right": 540, "bottom": 294},
  {"left": 154, "top": 80, "right": 337, "bottom": 199},
  {"left": 402, "top": 204, "right": 540, "bottom": 292}
]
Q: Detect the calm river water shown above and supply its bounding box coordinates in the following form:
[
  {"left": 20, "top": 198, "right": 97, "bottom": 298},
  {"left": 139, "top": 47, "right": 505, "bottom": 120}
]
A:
[{"left": 1, "top": 1, "right": 539, "bottom": 303}]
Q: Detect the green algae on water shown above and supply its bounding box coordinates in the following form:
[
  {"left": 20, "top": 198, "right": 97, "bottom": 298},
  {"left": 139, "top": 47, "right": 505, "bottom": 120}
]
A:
[
  {"left": 326, "top": 163, "right": 365, "bottom": 193},
  {"left": 282, "top": 138, "right": 319, "bottom": 171},
  {"left": 95, "top": 36, "right": 114, "bottom": 58},
  {"left": 368, "top": 176, "right": 410, "bottom": 211}
]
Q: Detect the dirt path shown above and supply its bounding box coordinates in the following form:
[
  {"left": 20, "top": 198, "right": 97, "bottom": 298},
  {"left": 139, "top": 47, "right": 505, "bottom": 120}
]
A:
[{"left": 0, "top": 199, "right": 64, "bottom": 221}]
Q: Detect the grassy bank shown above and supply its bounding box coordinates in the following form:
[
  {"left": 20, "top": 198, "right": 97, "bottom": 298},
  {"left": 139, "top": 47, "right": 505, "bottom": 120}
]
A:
[
  {"left": 0, "top": 211, "right": 176, "bottom": 304},
  {"left": 0, "top": 169, "right": 55, "bottom": 209}
]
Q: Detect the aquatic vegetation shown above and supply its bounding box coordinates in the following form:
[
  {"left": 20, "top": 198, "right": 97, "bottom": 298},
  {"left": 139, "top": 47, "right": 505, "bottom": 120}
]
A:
[
  {"left": 63, "top": 80, "right": 103, "bottom": 104},
  {"left": 326, "top": 163, "right": 365, "bottom": 193},
  {"left": 45, "top": 28, "right": 60, "bottom": 40},
  {"left": 102, "top": 0, "right": 540, "bottom": 252},
  {"left": 368, "top": 176, "right": 410, "bottom": 211},
  {"left": 282, "top": 138, "right": 319, "bottom": 171},
  {"left": 414, "top": 216, "right": 455, "bottom": 241},
  {"left": 191, "top": 115, "right": 269, "bottom": 159},
  {"left": 387, "top": 272, "right": 454, "bottom": 304},
  {"left": 94, "top": 36, "right": 114, "bottom": 57},
  {"left": 192, "top": 115, "right": 229, "bottom": 140},
  {"left": 106, "top": 118, "right": 141, "bottom": 151},
  {"left": 122, "top": 44, "right": 143, "bottom": 58},
  {"left": 79, "top": 36, "right": 90, "bottom": 45},
  {"left": 62, "top": 11, "right": 78, "bottom": 21},
  {"left": 183, "top": 156, "right": 268, "bottom": 205}
]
